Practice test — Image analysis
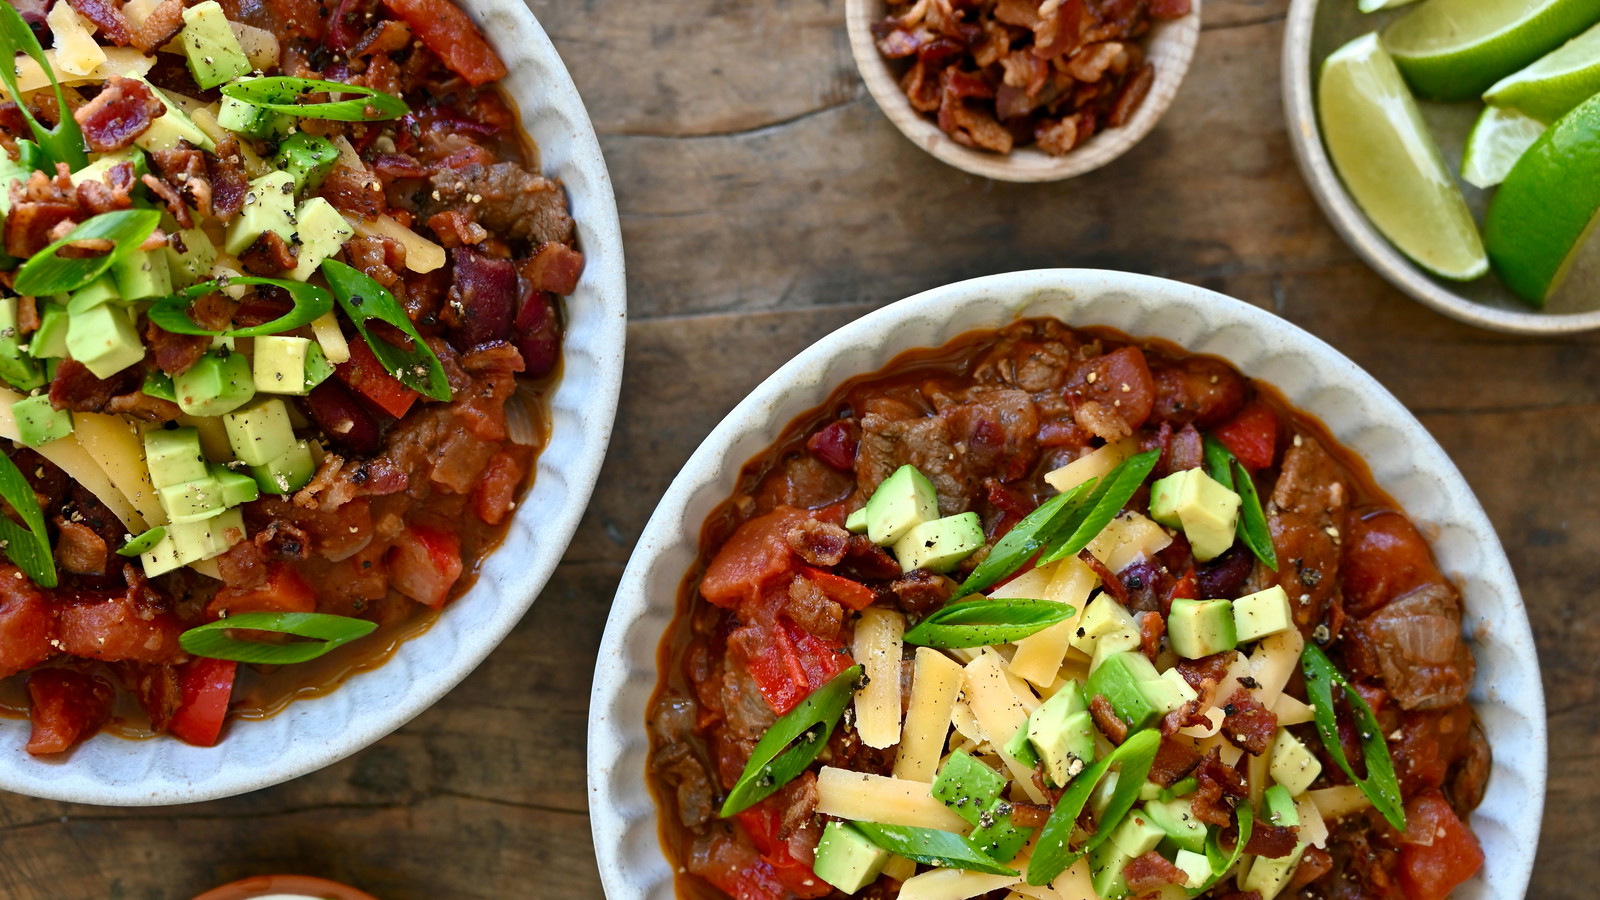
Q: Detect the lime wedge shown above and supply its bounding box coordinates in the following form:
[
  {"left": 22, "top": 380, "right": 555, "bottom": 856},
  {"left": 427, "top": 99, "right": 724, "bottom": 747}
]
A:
[
  {"left": 1320, "top": 33, "right": 1487, "bottom": 281},
  {"left": 1382, "top": 0, "right": 1600, "bottom": 100},
  {"left": 1461, "top": 104, "right": 1547, "bottom": 188},
  {"left": 1359, "top": 0, "right": 1420, "bottom": 13},
  {"left": 1485, "top": 22, "right": 1600, "bottom": 122},
  {"left": 1485, "top": 91, "right": 1600, "bottom": 305}
]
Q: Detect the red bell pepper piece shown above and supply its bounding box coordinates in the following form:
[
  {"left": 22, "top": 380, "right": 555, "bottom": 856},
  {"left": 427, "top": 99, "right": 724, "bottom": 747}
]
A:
[
  {"left": 336, "top": 338, "right": 419, "bottom": 419},
  {"left": 387, "top": 525, "right": 464, "bottom": 609},
  {"left": 207, "top": 562, "right": 318, "bottom": 619},
  {"left": 1210, "top": 401, "right": 1278, "bottom": 471},
  {"left": 799, "top": 567, "right": 876, "bottom": 612},
  {"left": 745, "top": 617, "right": 854, "bottom": 715},
  {"left": 1399, "top": 790, "right": 1484, "bottom": 900},
  {"left": 379, "top": 0, "right": 508, "bottom": 85},
  {"left": 169, "top": 657, "right": 238, "bottom": 747},
  {"left": 25, "top": 669, "right": 114, "bottom": 756}
]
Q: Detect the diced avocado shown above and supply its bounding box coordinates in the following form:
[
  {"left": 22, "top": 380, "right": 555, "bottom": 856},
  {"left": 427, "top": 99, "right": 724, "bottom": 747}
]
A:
[
  {"left": 1089, "top": 626, "right": 1142, "bottom": 671},
  {"left": 1263, "top": 784, "right": 1300, "bottom": 827},
  {"left": 251, "top": 438, "right": 314, "bottom": 494},
  {"left": 1167, "top": 598, "right": 1238, "bottom": 659},
  {"left": 812, "top": 822, "right": 889, "bottom": 895},
  {"left": 1144, "top": 797, "right": 1208, "bottom": 854},
  {"left": 252, "top": 335, "right": 313, "bottom": 394},
  {"left": 275, "top": 133, "right": 340, "bottom": 194},
  {"left": 1137, "top": 781, "right": 1163, "bottom": 802},
  {"left": 0, "top": 297, "right": 44, "bottom": 391},
  {"left": 66, "top": 275, "right": 120, "bottom": 315},
  {"left": 143, "top": 369, "right": 178, "bottom": 402},
  {"left": 159, "top": 475, "right": 227, "bottom": 524},
  {"left": 29, "top": 304, "right": 70, "bottom": 359},
  {"left": 1173, "top": 848, "right": 1211, "bottom": 889},
  {"left": 864, "top": 464, "right": 939, "bottom": 546},
  {"left": 208, "top": 463, "right": 260, "bottom": 507},
  {"left": 0, "top": 153, "right": 29, "bottom": 215},
  {"left": 1089, "top": 836, "right": 1134, "bottom": 899},
  {"left": 1242, "top": 843, "right": 1306, "bottom": 900},
  {"left": 1162, "top": 776, "right": 1198, "bottom": 800},
  {"left": 1004, "top": 721, "right": 1041, "bottom": 768},
  {"left": 892, "top": 511, "right": 983, "bottom": 573},
  {"left": 174, "top": 349, "right": 255, "bottom": 416},
  {"left": 970, "top": 808, "right": 1032, "bottom": 864},
  {"left": 1138, "top": 667, "right": 1199, "bottom": 716},
  {"left": 1026, "top": 682, "right": 1095, "bottom": 787},
  {"left": 844, "top": 507, "right": 867, "bottom": 533},
  {"left": 1269, "top": 729, "right": 1322, "bottom": 796},
  {"left": 932, "top": 749, "right": 1007, "bottom": 825},
  {"left": 1233, "top": 585, "right": 1294, "bottom": 643},
  {"left": 1110, "top": 808, "right": 1166, "bottom": 857},
  {"left": 66, "top": 303, "right": 144, "bottom": 379},
  {"left": 222, "top": 397, "right": 297, "bottom": 466},
  {"left": 144, "top": 427, "right": 209, "bottom": 488},
  {"left": 133, "top": 79, "right": 216, "bottom": 152},
  {"left": 287, "top": 197, "right": 355, "bottom": 282},
  {"left": 304, "top": 340, "right": 334, "bottom": 389},
  {"left": 224, "top": 171, "right": 298, "bottom": 256},
  {"left": 1148, "top": 467, "right": 1241, "bottom": 561},
  {"left": 181, "top": 1, "right": 251, "bottom": 89},
  {"left": 1070, "top": 593, "right": 1140, "bottom": 655},
  {"left": 12, "top": 394, "right": 72, "bottom": 446},
  {"left": 139, "top": 531, "right": 184, "bottom": 577},
  {"left": 111, "top": 247, "right": 173, "bottom": 301},
  {"left": 169, "top": 506, "right": 246, "bottom": 562},
  {"left": 165, "top": 225, "right": 218, "bottom": 288},
  {"left": 69, "top": 147, "right": 148, "bottom": 188},
  {"left": 216, "top": 96, "right": 292, "bottom": 140},
  {"left": 1085, "top": 650, "right": 1165, "bottom": 734}
]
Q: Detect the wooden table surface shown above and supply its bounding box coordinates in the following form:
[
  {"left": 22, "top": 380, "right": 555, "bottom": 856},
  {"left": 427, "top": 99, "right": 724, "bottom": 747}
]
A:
[{"left": 2, "top": 0, "right": 1594, "bottom": 897}]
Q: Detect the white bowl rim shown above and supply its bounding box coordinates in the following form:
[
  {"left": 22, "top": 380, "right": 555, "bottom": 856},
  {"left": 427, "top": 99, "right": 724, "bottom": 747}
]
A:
[
  {"left": 1280, "top": 0, "right": 1600, "bottom": 335},
  {"left": 588, "top": 268, "right": 1545, "bottom": 900},
  {"left": 0, "top": 0, "right": 627, "bottom": 806},
  {"left": 845, "top": 0, "right": 1202, "bottom": 183}
]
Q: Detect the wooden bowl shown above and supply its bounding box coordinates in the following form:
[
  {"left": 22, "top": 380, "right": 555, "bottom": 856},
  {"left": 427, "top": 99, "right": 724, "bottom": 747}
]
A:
[{"left": 845, "top": 0, "right": 1202, "bottom": 182}]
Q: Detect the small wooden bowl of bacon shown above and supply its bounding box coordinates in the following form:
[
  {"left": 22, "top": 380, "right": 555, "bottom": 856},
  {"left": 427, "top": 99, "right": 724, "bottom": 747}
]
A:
[{"left": 846, "top": 0, "right": 1202, "bottom": 181}]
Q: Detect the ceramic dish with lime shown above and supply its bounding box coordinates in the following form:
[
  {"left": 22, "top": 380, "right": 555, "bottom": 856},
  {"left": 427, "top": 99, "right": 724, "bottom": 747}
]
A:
[{"left": 1283, "top": 0, "right": 1600, "bottom": 332}]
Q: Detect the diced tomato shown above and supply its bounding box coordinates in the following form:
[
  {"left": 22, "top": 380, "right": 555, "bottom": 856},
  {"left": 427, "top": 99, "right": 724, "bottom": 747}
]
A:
[
  {"left": 798, "top": 567, "right": 875, "bottom": 611},
  {"left": 742, "top": 616, "right": 853, "bottom": 715},
  {"left": 1210, "top": 401, "right": 1278, "bottom": 471},
  {"left": 336, "top": 338, "right": 419, "bottom": 419},
  {"left": 0, "top": 572, "right": 57, "bottom": 678},
  {"left": 471, "top": 450, "right": 524, "bottom": 525},
  {"left": 697, "top": 852, "right": 791, "bottom": 900},
  {"left": 387, "top": 525, "right": 463, "bottom": 609},
  {"left": 736, "top": 792, "right": 832, "bottom": 899},
  {"left": 700, "top": 507, "right": 809, "bottom": 610},
  {"left": 1167, "top": 566, "right": 1199, "bottom": 603},
  {"left": 379, "top": 0, "right": 508, "bottom": 85},
  {"left": 1399, "top": 790, "right": 1484, "bottom": 900},
  {"left": 168, "top": 658, "right": 237, "bottom": 747},
  {"left": 1340, "top": 510, "right": 1445, "bottom": 617},
  {"left": 206, "top": 562, "right": 318, "bottom": 619},
  {"left": 57, "top": 591, "right": 183, "bottom": 664},
  {"left": 25, "top": 669, "right": 114, "bottom": 756}
]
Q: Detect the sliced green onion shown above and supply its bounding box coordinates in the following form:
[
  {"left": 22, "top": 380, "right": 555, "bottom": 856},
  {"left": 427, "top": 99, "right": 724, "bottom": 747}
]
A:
[
  {"left": 853, "top": 823, "right": 1017, "bottom": 877},
  {"left": 954, "top": 479, "right": 1096, "bottom": 600},
  {"left": 321, "top": 259, "right": 451, "bottom": 401},
  {"left": 0, "top": 4, "right": 87, "bottom": 170},
  {"left": 1195, "top": 805, "right": 1254, "bottom": 894},
  {"left": 147, "top": 278, "right": 334, "bottom": 338},
  {"left": 220, "top": 77, "right": 409, "bottom": 121},
  {"left": 1302, "top": 643, "right": 1406, "bottom": 830},
  {"left": 1026, "top": 728, "right": 1160, "bottom": 885},
  {"left": 116, "top": 526, "right": 167, "bottom": 557},
  {"left": 179, "top": 612, "right": 379, "bottom": 665},
  {"left": 0, "top": 452, "right": 57, "bottom": 588},
  {"left": 720, "top": 665, "right": 861, "bottom": 817},
  {"left": 903, "top": 598, "right": 1076, "bottom": 649},
  {"left": 13, "top": 210, "right": 161, "bottom": 296},
  {"left": 1203, "top": 437, "right": 1278, "bottom": 571},
  {"left": 1038, "top": 450, "right": 1161, "bottom": 566}
]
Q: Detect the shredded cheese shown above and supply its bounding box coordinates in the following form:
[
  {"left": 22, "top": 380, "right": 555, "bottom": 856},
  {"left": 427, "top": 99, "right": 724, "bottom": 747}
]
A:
[
  {"left": 881, "top": 855, "right": 918, "bottom": 882},
  {"left": 0, "top": 48, "right": 154, "bottom": 99},
  {"left": 351, "top": 214, "right": 447, "bottom": 273},
  {"left": 1247, "top": 742, "right": 1270, "bottom": 808},
  {"left": 1250, "top": 627, "right": 1304, "bottom": 708},
  {"left": 854, "top": 607, "right": 906, "bottom": 750},
  {"left": 898, "top": 869, "right": 1020, "bottom": 900},
  {"left": 0, "top": 391, "right": 147, "bottom": 531},
  {"left": 1271, "top": 693, "right": 1314, "bottom": 726},
  {"left": 963, "top": 652, "right": 1047, "bottom": 803},
  {"left": 121, "top": 0, "right": 164, "bottom": 29},
  {"left": 311, "top": 312, "right": 352, "bottom": 364},
  {"left": 989, "top": 562, "right": 1056, "bottom": 601},
  {"left": 950, "top": 696, "right": 984, "bottom": 745},
  {"left": 815, "top": 767, "right": 969, "bottom": 832},
  {"left": 73, "top": 413, "right": 166, "bottom": 527},
  {"left": 1043, "top": 437, "right": 1137, "bottom": 493},
  {"left": 894, "top": 647, "right": 965, "bottom": 782},
  {"left": 1308, "top": 785, "right": 1373, "bottom": 821},
  {"left": 1050, "top": 857, "right": 1096, "bottom": 900},
  {"left": 1295, "top": 794, "right": 1330, "bottom": 848},
  {"left": 1085, "top": 511, "right": 1172, "bottom": 573},
  {"left": 46, "top": 3, "right": 107, "bottom": 77},
  {"left": 1010, "top": 620, "right": 1077, "bottom": 688},
  {"left": 230, "top": 22, "right": 280, "bottom": 71}
]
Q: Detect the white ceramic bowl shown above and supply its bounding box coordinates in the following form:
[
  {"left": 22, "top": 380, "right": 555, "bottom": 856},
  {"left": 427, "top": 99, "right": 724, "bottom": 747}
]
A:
[
  {"left": 845, "top": 0, "right": 1201, "bottom": 182},
  {"left": 589, "top": 270, "right": 1544, "bottom": 900},
  {"left": 0, "top": 0, "right": 627, "bottom": 805}
]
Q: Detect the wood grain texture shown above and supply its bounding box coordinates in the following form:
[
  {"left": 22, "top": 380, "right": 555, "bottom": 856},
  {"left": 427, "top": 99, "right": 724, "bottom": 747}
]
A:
[{"left": 4, "top": 0, "right": 1595, "bottom": 896}]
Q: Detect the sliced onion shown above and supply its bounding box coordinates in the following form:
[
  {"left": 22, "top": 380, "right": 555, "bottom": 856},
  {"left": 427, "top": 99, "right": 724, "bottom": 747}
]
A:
[{"left": 504, "top": 385, "right": 544, "bottom": 446}]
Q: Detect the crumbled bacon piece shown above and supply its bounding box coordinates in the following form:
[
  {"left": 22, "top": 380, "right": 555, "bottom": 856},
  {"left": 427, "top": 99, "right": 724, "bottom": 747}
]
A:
[
  {"left": 5, "top": 167, "right": 78, "bottom": 258},
  {"left": 1124, "top": 851, "right": 1188, "bottom": 892},
  {"left": 524, "top": 241, "right": 585, "bottom": 295},
  {"left": 130, "top": 0, "right": 185, "bottom": 53},
  {"left": 1191, "top": 748, "right": 1248, "bottom": 826},
  {"left": 1220, "top": 688, "right": 1278, "bottom": 756},
  {"left": 1245, "top": 822, "right": 1301, "bottom": 859},
  {"left": 48, "top": 359, "right": 137, "bottom": 413},
  {"left": 1138, "top": 610, "right": 1164, "bottom": 661},
  {"left": 1089, "top": 693, "right": 1129, "bottom": 745},
  {"left": 206, "top": 137, "right": 251, "bottom": 222},
  {"left": 1149, "top": 734, "right": 1203, "bottom": 786},
  {"left": 785, "top": 518, "right": 851, "bottom": 568},
  {"left": 238, "top": 231, "right": 300, "bottom": 276},
  {"left": 66, "top": 0, "right": 131, "bottom": 45},
  {"left": 141, "top": 173, "right": 192, "bottom": 229}
]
